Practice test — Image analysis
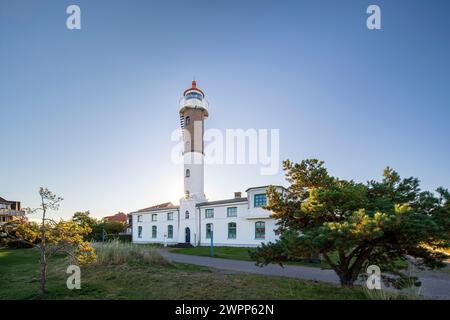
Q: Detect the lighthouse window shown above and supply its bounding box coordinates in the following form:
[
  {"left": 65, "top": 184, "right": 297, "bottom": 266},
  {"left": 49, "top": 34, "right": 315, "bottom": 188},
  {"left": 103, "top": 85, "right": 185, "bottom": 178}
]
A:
[
  {"left": 185, "top": 211, "right": 189, "bottom": 219},
  {"left": 185, "top": 169, "right": 190, "bottom": 177},
  {"left": 185, "top": 92, "right": 203, "bottom": 101},
  {"left": 185, "top": 116, "right": 191, "bottom": 125}
]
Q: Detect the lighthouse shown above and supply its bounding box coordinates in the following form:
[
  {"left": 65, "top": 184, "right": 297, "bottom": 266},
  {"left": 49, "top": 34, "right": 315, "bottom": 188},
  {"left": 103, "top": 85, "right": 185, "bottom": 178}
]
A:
[
  {"left": 131, "top": 81, "right": 283, "bottom": 248},
  {"left": 178, "top": 80, "right": 209, "bottom": 245},
  {"left": 179, "top": 80, "right": 208, "bottom": 202}
]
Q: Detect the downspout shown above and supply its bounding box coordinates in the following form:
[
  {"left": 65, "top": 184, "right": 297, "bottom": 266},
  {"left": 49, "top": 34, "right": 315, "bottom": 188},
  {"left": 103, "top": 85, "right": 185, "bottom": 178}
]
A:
[
  {"left": 177, "top": 208, "right": 180, "bottom": 243},
  {"left": 197, "top": 205, "right": 201, "bottom": 246}
]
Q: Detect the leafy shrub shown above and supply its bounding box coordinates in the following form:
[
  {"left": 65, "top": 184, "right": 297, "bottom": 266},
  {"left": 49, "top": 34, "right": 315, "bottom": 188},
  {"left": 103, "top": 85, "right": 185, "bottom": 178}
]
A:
[{"left": 105, "top": 234, "right": 131, "bottom": 242}]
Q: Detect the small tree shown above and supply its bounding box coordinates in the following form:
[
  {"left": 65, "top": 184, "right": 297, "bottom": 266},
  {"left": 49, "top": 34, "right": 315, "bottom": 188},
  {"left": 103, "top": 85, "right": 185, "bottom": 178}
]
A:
[
  {"left": 251, "top": 159, "right": 450, "bottom": 288},
  {"left": 72, "top": 211, "right": 99, "bottom": 240},
  {"left": 1, "top": 188, "right": 96, "bottom": 296}
]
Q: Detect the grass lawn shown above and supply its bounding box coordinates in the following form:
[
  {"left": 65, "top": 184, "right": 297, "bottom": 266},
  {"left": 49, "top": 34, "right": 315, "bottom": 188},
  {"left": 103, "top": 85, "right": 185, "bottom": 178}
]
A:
[
  {"left": 169, "top": 246, "right": 335, "bottom": 269},
  {"left": 0, "top": 247, "right": 367, "bottom": 300}
]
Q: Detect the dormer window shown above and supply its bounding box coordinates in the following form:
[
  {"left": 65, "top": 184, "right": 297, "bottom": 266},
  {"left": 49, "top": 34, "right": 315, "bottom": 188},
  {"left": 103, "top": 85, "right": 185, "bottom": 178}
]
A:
[{"left": 254, "top": 194, "right": 267, "bottom": 208}]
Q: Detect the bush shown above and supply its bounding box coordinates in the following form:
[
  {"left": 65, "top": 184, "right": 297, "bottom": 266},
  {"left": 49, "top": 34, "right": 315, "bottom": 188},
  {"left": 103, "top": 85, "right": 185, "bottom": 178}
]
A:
[
  {"left": 92, "top": 240, "right": 169, "bottom": 266},
  {"left": 1, "top": 240, "right": 34, "bottom": 249},
  {"left": 105, "top": 234, "right": 131, "bottom": 242}
]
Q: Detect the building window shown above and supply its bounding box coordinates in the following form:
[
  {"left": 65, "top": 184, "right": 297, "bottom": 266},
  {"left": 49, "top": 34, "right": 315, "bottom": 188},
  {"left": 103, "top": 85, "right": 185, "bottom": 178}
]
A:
[
  {"left": 227, "top": 207, "right": 237, "bottom": 217},
  {"left": 152, "top": 225, "right": 157, "bottom": 238},
  {"left": 152, "top": 214, "right": 157, "bottom": 222},
  {"left": 185, "top": 169, "right": 190, "bottom": 177},
  {"left": 185, "top": 211, "right": 189, "bottom": 219},
  {"left": 228, "top": 222, "right": 237, "bottom": 239},
  {"left": 167, "top": 225, "right": 173, "bottom": 239},
  {"left": 137, "top": 215, "right": 143, "bottom": 222},
  {"left": 255, "top": 221, "right": 266, "bottom": 239},
  {"left": 205, "top": 208, "right": 214, "bottom": 218},
  {"left": 138, "top": 226, "right": 142, "bottom": 238},
  {"left": 167, "top": 212, "right": 173, "bottom": 220},
  {"left": 185, "top": 116, "right": 191, "bottom": 125},
  {"left": 206, "top": 223, "right": 213, "bottom": 239},
  {"left": 254, "top": 194, "right": 267, "bottom": 208}
]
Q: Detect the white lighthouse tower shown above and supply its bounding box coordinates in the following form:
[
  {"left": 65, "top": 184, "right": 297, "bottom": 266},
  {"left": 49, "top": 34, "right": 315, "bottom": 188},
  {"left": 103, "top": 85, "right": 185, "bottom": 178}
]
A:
[{"left": 178, "top": 80, "right": 209, "bottom": 245}]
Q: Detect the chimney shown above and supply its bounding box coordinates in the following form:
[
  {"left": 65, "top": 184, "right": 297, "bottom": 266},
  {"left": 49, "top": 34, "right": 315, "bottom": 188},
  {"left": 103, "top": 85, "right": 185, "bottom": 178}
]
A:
[{"left": 234, "top": 192, "right": 242, "bottom": 198}]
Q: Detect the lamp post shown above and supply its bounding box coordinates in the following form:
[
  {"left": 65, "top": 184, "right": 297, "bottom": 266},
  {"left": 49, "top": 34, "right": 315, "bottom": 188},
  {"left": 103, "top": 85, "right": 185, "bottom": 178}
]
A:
[
  {"left": 210, "top": 230, "right": 214, "bottom": 257},
  {"left": 102, "top": 227, "right": 106, "bottom": 243}
]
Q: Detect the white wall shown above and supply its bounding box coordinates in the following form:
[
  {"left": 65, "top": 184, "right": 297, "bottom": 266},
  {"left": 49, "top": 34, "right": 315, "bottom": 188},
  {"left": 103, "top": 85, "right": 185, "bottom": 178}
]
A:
[
  {"left": 131, "top": 186, "right": 283, "bottom": 247},
  {"left": 132, "top": 209, "right": 179, "bottom": 245},
  {"left": 184, "top": 152, "right": 205, "bottom": 201},
  {"left": 179, "top": 198, "right": 199, "bottom": 245},
  {"left": 198, "top": 201, "right": 278, "bottom": 247}
]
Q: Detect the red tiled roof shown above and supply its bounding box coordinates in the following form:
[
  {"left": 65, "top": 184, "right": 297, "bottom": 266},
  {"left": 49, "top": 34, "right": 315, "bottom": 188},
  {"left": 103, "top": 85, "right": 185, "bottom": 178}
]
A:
[{"left": 103, "top": 212, "right": 127, "bottom": 223}]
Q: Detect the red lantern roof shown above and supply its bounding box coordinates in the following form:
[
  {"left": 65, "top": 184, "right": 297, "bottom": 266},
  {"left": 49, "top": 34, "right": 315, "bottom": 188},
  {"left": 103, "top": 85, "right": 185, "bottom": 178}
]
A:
[{"left": 183, "top": 80, "right": 205, "bottom": 97}]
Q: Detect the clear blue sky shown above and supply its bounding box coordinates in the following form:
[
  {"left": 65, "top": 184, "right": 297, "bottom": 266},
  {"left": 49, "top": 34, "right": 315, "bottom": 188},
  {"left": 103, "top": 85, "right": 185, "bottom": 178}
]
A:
[{"left": 1, "top": 0, "right": 449, "bottom": 220}]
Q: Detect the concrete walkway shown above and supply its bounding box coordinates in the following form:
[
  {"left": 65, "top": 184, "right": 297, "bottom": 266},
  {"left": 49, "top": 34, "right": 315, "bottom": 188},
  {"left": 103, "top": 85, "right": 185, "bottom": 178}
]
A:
[{"left": 159, "top": 250, "right": 450, "bottom": 300}]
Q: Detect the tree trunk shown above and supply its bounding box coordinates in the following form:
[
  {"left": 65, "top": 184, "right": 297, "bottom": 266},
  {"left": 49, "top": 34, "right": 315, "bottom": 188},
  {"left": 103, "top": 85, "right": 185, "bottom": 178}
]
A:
[
  {"left": 38, "top": 246, "right": 46, "bottom": 296},
  {"left": 38, "top": 194, "right": 47, "bottom": 297},
  {"left": 338, "top": 272, "right": 356, "bottom": 288}
]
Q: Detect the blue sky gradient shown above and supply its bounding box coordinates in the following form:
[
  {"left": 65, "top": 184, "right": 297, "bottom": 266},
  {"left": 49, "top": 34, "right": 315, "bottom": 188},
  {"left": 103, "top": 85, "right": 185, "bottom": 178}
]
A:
[{"left": 1, "top": 0, "right": 449, "bottom": 219}]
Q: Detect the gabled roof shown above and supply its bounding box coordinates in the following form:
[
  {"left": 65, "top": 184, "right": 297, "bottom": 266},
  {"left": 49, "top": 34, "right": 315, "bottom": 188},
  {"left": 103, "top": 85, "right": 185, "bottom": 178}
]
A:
[
  {"left": 197, "top": 197, "right": 248, "bottom": 207},
  {"left": 103, "top": 212, "right": 127, "bottom": 223},
  {"left": 0, "top": 197, "right": 15, "bottom": 204},
  {"left": 137, "top": 202, "right": 179, "bottom": 213},
  {"left": 245, "top": 185, "right": 286, "bottom": 192}
]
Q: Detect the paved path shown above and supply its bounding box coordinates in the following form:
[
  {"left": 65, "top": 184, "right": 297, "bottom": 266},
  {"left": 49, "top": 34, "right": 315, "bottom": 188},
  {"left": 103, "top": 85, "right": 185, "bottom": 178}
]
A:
[{"left": 159, "top": 250, "right": 450, "bottom": 300}]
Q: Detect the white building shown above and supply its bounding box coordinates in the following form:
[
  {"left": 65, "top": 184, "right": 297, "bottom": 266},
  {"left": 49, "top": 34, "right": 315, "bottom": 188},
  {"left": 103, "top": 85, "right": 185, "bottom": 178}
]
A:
[{"left": 131, "top": 81, "right": 284, "bottom": 247}]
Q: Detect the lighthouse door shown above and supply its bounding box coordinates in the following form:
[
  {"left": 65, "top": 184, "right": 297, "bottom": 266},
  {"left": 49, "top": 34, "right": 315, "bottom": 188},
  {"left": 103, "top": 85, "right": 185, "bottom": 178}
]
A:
[{"left": 185, "top": 227, "right": 191, "bottom": 243}]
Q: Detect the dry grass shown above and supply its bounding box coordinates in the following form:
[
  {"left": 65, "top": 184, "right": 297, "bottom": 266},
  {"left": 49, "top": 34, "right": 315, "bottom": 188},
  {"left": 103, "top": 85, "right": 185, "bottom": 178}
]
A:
[
  {"left": 363, "top": 287, "right": 422, "bottom": 300},
  {"left": 0, "top": 247, "right": 369, "bottom": 300},
  {"left": 92, "top": 240, "right": 170, "bottom": 267},
  {"left": 363, "top": 265, "right": 423, "bottom": 300}
]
